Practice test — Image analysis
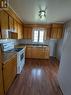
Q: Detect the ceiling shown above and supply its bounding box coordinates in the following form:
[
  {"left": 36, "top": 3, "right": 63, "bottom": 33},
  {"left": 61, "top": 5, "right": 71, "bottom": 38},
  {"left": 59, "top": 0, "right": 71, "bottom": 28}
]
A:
[{"left": 10, "top": 0, "right": 71, "bottom": 24}]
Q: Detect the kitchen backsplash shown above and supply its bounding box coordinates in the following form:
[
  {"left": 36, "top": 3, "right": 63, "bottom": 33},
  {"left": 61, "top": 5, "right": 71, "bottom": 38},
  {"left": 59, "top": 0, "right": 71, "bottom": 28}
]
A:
[
  {"left": 0, "top": 39, "right": 18, "bottom": 45},
  {"left": 17, "top": 39, "right": 49, "bottom": 45},
  {"left": 0, "top": 39, "right": 18, "bottom": 51}
]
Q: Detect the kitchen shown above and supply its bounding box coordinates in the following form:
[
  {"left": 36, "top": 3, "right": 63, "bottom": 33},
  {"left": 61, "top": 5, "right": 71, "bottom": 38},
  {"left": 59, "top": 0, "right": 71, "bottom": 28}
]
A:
[{"left": 0, "top": 0, "right": 71, "bottom": 95}]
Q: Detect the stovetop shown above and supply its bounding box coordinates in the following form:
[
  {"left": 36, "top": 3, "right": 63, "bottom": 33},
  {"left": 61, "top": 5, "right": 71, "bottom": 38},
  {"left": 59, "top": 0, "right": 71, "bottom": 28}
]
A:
[
  {"left": 3, "top": 48, "right": 24, "bottom": 53},
  {"left": 14, "top": 48, "right": 23, "bottom": 52}
]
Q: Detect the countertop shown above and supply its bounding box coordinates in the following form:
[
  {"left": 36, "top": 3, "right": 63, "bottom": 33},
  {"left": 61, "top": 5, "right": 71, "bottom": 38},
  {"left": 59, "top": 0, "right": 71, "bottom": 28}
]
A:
[
  {"left": 1, "top": 50, "right": 17, "bottom": 64},
  {"left": 0, "top": 44, "right": 48, "bottom": 64},
  {"left": 18, "top": 44, "right": 48, "bottom": 46},
  {"left": 0, "top": 46, "right": 26, "bottom": 64},
  {"left": 15, "top": 44, "right": 48, "bottom": 48}
]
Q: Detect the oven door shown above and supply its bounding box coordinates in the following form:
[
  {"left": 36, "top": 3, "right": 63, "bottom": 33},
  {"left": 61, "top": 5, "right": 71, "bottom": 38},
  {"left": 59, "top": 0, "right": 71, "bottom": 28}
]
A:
[
  {"left": 20, "top": 53, "right": 24, "bottom": 61},
  {"left": 17, "top": 49, "right": 25, "bottom": 74}
]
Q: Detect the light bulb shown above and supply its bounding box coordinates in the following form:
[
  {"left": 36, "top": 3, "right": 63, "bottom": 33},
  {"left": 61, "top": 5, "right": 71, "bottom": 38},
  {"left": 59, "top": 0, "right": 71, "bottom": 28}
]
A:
[{"left": 41, "top": 11, "right": 45, "bottom": 16}]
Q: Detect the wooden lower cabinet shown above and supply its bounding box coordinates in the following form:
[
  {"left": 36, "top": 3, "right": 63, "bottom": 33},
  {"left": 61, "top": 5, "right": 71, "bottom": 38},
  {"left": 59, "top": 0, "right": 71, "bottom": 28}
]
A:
[
  {"left": 0, "top": 63, "right": 4, "bottom": 95},
  {"left": 25, "top": 46, "right": 49, "bottom": 59},
  {"left": 0, "top": 48, "right": 4, "bottom": 95},
  {"left": 31, "top": 46, "right": 49, "bottom": 59},
  {"left": 31, "top": 47, "right": 43, "bottom": 58},
  {"left": 25, "top": 46, "right": 32, "bottom": 58},
  {"left": 44, "top": 47, "right": 50, "bottom": 59},
  {"left": 15, "top": 45, "right": 49, "bottom": 59},
  {"left": 3, "top": 54, "right": 17, "bottom": 94}
]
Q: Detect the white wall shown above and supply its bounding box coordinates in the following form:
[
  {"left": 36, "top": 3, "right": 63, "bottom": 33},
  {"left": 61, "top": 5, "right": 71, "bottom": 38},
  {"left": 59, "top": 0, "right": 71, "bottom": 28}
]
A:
[
  {"left": 49, "top": 39, "right": 57, "bottom": 56},
  {"left": 56, "top": 39, "right": 63, "bottom": 59},
  {"left": 58, "top": 21, "right": 71, "bottom": 95}
]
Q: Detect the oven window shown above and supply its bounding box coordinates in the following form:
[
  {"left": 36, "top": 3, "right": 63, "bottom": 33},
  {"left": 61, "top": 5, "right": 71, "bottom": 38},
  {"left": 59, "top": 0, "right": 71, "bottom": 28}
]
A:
[{"left": 20, "top": 53, "right": 24, "bottom": 61}]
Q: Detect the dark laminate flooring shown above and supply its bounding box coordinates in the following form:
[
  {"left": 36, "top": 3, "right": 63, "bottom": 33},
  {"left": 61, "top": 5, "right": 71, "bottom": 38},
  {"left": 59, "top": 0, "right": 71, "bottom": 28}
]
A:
[{"left": 6, "top": 58, "right": 63, "bottom": 95}]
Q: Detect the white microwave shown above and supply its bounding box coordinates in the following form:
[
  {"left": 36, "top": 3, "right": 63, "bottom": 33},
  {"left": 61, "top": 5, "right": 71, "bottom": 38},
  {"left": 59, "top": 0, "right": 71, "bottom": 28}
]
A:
[{"left": 2, "top": 29, "right": 11, "bottom": 39}]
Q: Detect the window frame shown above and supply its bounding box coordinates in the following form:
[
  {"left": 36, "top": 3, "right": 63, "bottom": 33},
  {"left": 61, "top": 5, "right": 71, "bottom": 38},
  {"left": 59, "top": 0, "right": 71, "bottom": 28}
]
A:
[{"left": 32, "top": 28, "right": 45, "bottom": 43}]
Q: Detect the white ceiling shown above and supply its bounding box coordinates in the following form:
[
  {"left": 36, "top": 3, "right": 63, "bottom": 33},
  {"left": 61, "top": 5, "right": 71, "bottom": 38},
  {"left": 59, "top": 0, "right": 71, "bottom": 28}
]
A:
[{"left": 10, "top": 0, "right": 71, "bottom": 24}]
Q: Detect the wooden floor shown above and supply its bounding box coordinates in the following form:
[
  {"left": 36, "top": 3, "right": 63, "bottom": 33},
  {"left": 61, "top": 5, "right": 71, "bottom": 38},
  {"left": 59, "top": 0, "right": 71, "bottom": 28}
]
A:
[{"left": 6, "top": 58, "right": 63, "bottom": 95}]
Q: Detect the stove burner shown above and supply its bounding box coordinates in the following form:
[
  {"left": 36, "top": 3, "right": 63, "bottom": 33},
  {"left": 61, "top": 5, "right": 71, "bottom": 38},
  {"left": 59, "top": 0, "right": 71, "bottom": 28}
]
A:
[{"left": 15, "top": 48, "right": 23, "bottom": 52}]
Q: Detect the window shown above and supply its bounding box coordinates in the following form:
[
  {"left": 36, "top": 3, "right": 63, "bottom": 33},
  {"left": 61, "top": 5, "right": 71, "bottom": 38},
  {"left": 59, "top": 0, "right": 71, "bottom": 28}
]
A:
[
  {"left": 33, "top": 30, "right": 38, "bottom": 42},
  {"left": 33, "top": 29, "right": 44, "bottom": 43}
]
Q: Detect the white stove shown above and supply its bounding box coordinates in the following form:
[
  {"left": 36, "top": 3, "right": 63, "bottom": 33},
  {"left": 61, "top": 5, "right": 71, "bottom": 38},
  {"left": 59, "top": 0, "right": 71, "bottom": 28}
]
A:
[
  {"left": 15, "top": 48, "right": 25, "bottom": 74},
  {"left": 2, "top": 42, "right": 25, "bottom": 74}
]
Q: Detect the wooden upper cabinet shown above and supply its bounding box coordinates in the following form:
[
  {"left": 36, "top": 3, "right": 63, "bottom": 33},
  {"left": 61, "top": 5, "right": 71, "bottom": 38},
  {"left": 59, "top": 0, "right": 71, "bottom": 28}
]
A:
[
  {"left": 14, "top": 20, "right": 18, "bottom": 33},
  {"left": 23, "top": 28, "right": 28, "bottom": 39},
  {"left": 0, "top": 11, "right": 8, "bottom": 30},
  {"left": 28, "top": 27, "right": 32, "bottom": 39},
  {"left": 57, "top": 27, "right": 63, "bottom": 39},
  {"left": 46, "top": 28, "right": 51, "bottom": 39},
  {"left": 51, "top": 28, "right": 58, "bottom": 38},
  {"left": 0, "top": 9, "right": 24, "bottom": 39},
  {"left": 51, "top": 24, "right": 64, "bottom": 39},
  {"left": 0, "top": 21, "right": 1, "bottom": 38},
  {"left": 23, "top": 27, "right": 32, "bottom": 39},
  {"left": 18, "top": 23, "right": 23, "bottom": 39},
  {"left": 9, "top": 16, "right": 14, "bottom": 30}
]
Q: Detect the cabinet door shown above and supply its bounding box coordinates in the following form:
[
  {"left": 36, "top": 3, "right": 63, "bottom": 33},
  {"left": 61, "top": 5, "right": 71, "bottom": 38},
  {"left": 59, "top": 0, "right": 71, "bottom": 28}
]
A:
[
  {"left": 14, "top": 20, "right": 18, "bottom": 33},
  {"left": 23, "top": 28, "right": 28, "bottom": 39},
  {"left": 18, "top": 23, "right": 21, "bottom": 39},
  {"left": 31, "top": 47, "right": 49, "bottom": 59},
  {"left": 20, "top": 25, "right": 23, "bottom": 39},
  {"left": 24, "top": 27, "right": 32, "bottom": 39},
  {"left": 18, "top": 23, "right": 23, "bottom": 39},
  {"left": 51, "top": 28, "right": 58, "bottom": 39},
  {"left": 44, "top": 47, "right": 49, "bottom": 59},
  {"left": 9, "top": 16, "right": 14, "bottom": 30},
  {"left": 31, "top": 47, "right": 42, "bottom": 59},
  {"left": 3, "top": 55, "right": 17, "bottom": 94},
  {"left": 46, "top": 28, "right": 51, "bottom": 39},
  {"left": 26, "top": 46, "right": 32, "bottom": 58},
  {"left": 0, "top": 63, "right": 4, "bottom": 95},
  {"left": 37, "top": 48, "right": 44, "bottom": 59},
  {"left": 57, "top": 28, "right": 63, "bottom": 39},
  {"left": 51, "top": 24, "right": 63, "bottom": 39},
  {"left": 32, "top": 47, "right": 38, "bottom": 58},
  {"left": 0, "top": 11, "right": 8, "bottom": 30},
  {"left": 27, "top": 27, "right": 32, "bottom": 39},
  {"left": 0, "top": 22, "right": 1, "bottom": 38}
]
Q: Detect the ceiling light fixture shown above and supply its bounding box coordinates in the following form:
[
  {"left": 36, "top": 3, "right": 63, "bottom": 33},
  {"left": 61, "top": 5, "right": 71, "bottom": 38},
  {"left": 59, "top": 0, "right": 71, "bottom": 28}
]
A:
[
  {"left": 39, "top": 10, "right": 46, "bottom": 18},
  {"left": 38, "top": 5, "right": 47, "bottom": 19}
]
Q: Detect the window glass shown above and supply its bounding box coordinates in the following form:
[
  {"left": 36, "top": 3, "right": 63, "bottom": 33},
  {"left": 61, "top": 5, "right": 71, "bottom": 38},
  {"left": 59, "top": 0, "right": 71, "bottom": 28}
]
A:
[
  {"left": 39, "top": 30, "right": 44, "bottom": 42},
  {"left": 33, "top": 29, "right": 44, "bottom": 43},
  {"left": 33, "top": 30, "right": 38, "bottom": 42}
]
